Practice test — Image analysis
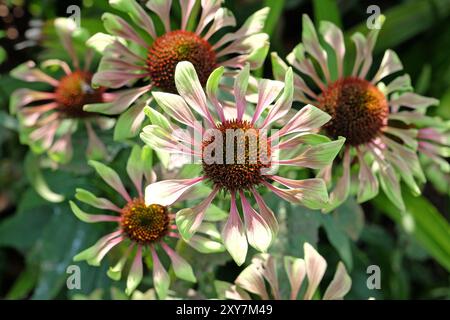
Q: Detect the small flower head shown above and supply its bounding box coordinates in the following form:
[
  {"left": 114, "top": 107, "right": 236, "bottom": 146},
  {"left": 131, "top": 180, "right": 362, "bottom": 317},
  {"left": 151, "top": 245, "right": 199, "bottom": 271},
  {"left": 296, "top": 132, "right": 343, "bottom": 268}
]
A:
[
  {"left": 141, "top": 61, "right": 344, "bottom": 265},
  {"left": 71, "top": 145, "right": 224, "bottom": 298},
  {"left": 9, "top": 18, "right": 115, "bottom": 163},
  {"left": 84, "top": 0, "right": 270, "bottom": 140},
  {"left": 147, "top": 30, "right": 217, "bottom": 93},
  {"left": 219, "top": 243, "right": 351, "bottom": 300},
  {"left": 272, "top": 15, "right": 440, "bottom": 211}
]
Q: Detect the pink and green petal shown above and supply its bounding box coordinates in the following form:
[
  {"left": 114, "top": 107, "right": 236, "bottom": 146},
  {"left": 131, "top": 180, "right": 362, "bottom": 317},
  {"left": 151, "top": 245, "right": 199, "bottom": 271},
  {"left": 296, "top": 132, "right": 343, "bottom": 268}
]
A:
[
  {"left": 161, "top": 242, "right": 196, "bottom": 283},
  {"left": 323, "top": 262, "right": 352, "bottom": 300},
  {"left": 222, "top": 193, "right": 248, "bottom": 266},
  {"left": 70, "top": 201, "right": 120, "bottom": 223},
  {"left": 303, "top": 243, "right": 327, "bottom": 300},
  {"left": 89, "top": 160, "right": 131, "bottom": 202},
  {"left": 240, "top": 192, "right": 272, "bottom": 252},
  {"left": 324, "top": 148, "right": 351, "bottom": 213},
  {"left": 146, "top": 0, "right": 172, "bottom": 32},
  {"left": 284, "top": 256, "right": 306, "bottom": 300},
  {"left": 75, "top": 188, "right": 122, "bottom": 213},
  {"left": 109, "top": 0, "right": 157, "bottom": 39},
  {"left": 356, "top": 149, "right": 379, "bottom": 203},
  {"left": 174, "top": 62, "right": 215, "bottom": 126},
  {"left": 151, "top": 247, "right": 171, "bottom": 300},
  {"left": 176, "top": 187, "right": 219, "bottom": 240},
  {"left": 319, "top": 21, "right": 345, "bottom": 79},
  {"left": 261, "top": 68, "right": 294, "bottom": 128},
  {"left": 145, "top": 177, "right": 204, "bottom": 207},
  {"left": 126, "top": 245, "right": 143, "bottom": 296},
  {"left": 251, "top": 79, "right": 284, "bottom": 124}
]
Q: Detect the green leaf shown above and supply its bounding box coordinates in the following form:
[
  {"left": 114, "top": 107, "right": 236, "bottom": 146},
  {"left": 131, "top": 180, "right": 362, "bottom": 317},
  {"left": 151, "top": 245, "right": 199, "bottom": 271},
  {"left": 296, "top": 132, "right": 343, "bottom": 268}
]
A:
[
  {"left": 6, "top": 266, "right": 39, "bottom": 299},
  {"left": 321, "top": 214, "right": 353, "bottom": 270},
  {"left": 312, "top": 0, "right": 342, "bottom": 27},
  {"left": 263, "top": 0, "right": 285, "bottom": 37},
  {"left": 373, "top": 188, "right": 450, "bottom": 272}
]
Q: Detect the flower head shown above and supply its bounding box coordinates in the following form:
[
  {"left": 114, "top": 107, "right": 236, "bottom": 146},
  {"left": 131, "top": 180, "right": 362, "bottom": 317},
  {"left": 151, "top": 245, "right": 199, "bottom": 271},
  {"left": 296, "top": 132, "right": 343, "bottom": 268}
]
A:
[
  {"left": 9, "top": 18, "right": 116, "bottom": 163},
  {"left": 219, "top": 243, "right": 351, "bottom": 300},
  {"left": 71, "top": 145, "right": 223, "bottom": 298},
  {"left": 272, "top": 15, "right": 441, "bottom": 211},
  {"left": 84, "top": 0, "right": 270, "bottom": 140},
  {"left": 141, "top": 61, "right": 344, "bottom": 265}
]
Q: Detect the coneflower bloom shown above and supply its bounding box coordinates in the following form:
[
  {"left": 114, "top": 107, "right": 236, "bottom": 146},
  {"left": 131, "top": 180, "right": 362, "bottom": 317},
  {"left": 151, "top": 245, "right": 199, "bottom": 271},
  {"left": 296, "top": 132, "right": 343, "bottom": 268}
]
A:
[
  {"left": 141, "top": 61, "right": 344, "bottom": 265},
  {"left": 9, "top": 18, "right": 117, "bottom": 163},
  {"left": 271, "top": 15, "right": 440, "bottom": 211},
  {"left": 71, "top": 145, "right": 224, "bottom": 298},
  {"left": 220, "top": 243, "right": 351, "bottom": 300},
  {"left": 84, "top": 0, "right": 270, "bottom": 140}
]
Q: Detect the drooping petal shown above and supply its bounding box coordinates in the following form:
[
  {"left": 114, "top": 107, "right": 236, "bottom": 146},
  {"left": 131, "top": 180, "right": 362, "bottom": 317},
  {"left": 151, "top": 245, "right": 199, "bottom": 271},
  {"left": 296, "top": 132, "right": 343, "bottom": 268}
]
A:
[
  {"left": 270, "top": 176, "right": 329, "bottom": 210},
  {"left": 251, "top": 79, "right": 284, "bottom": 124},
  {"left": 240, "top": 192, "right": 272, "bottom": 253},
  {"left": 161, "top": 242, "right": 196, "bottom": 283},
  {"left": 92, "top": 70, "right": 147, "bottom": 89},
  {"left": 152, "top": 91, "right": 197, "bottom": 128},
  {"left": 372, "top": 49, "right": 403, "bottom": 83},
  {"left": 251, "top": 189, "right": 279, "bottom": 237},
  {"left": 70, "top": 201, "right": 120, "bottom": 224},
  {"left": 174, "top": 61, "right": 215, "bottom": 126},
  {"left": 107, "top": 244, "right": 133, "bottom": 281},
  {"left": 356, "top": 148, "right": 379, "bottom": 203},
  {"left": 73, "top": 230, "right": 122, "bottom": 263},
  {"left": 284, "top": 256, "right": 306, "bottom": 300},
  {"left": 186, "top": 234, "right": 225, "bottom": 253},
  {"left": 146, "top": 0, "right": 172, "bottom": 32},
  {"left": 386, "top": 74, "right": 412, "bottom": 95},
  {"left": 145, "top": 177, "right": 204, "bottom": 207},
  {"left": 54, "top": 18, "right": 79, "bottom": 68},
  {"left": 234, "top": 64, "right": 250, "bottom": 121},
  {"left": 221, "top": 192, "right": 247, "bottom": 266},
  {"left": 9, "top": 89, "right": 55, "bottom": 114},
  {"left": 126, "top": 245, "right": 143, "bottom": 296},
  {"left": 151, "top": 246, "right": 170, "bottom": 299},
  {"left": 89, "top": 160, "right": 131, "bottom": 202},
  {"left": 323, "top": 262, "right": 352, "bottom": 300},
  {"left": 389, "top": 92, "right": 439, "bottom": 110},
  {"left": 324, "top": 148, "right": 351, "bottom": 212},
  {"left": 176, "top": 187, "right": 219, "bottom": 240},
  {"left": 278, "top": 104, "right": 331, "bottom": 137},
  {"left": 180, "top": 0, "right": 196, "bottom": 30},
  {"left": 235, "top": 260, "right": 269, "bottom": 300},
  {"left": 261, "top": 68, "right": 294, "bottom": 128},
  {"left": 320, "top": 21, "right": 345, "bottom": 79},
  {"left": 203, "top": 8, "right": 236, "bottom": 41},
  {"left": 11, "top": 61, "right": 59, "bottom": 87},
  {"left": 206, "top": 66, "right": 226, "bottom": 122},
  {"left": 303, "top": 243, "right": 327, "bottom": 300},
  {"left": 102, "top": 13, "right": 148, "bottom": 48},
  {"left": 110, "top": 0, "right": 157, "bottom": 39},
  {"left": 277, "top": 137, "right": 345, "bottom": 169},
  {"left": 213, "top": 7, "right": 269, "bottom": 50},
  {"left": 75, "top": 188, "right": 122, "bottom": 212}
]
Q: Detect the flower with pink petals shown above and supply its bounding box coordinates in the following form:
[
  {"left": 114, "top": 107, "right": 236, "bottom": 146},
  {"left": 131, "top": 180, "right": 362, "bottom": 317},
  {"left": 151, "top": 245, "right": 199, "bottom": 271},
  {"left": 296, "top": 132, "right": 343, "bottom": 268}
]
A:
[
  {"left": 219, "top": 243, "right": 351, "bottom": 300},
  {"left": 271, "top": 15, "right": 440, "bottom": 211},
  {"left": 9, "top": 18, "right": 120, "bottom": 164},
  {"left": 141, "top": 61, "right": 344, "bottom": 265},
  {"left": 71, "top": 145, "right": 224, "bottom": 298},
  {"left": 84, "top": 0, "right": 270, "bottom": 140}
]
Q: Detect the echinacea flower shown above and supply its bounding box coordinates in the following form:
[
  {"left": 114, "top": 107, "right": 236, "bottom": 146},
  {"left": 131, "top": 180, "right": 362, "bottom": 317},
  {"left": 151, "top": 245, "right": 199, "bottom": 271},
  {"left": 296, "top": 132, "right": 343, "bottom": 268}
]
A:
[
  {"left": 84, "top": 0, "right": 270, "bottom": 140},
  {"left": 9, "top": 18, "right": 117, "bottom": 163},
  {"left": 71, "top": 145, "right": 224, "bottom": 298},
  {"left": 141, "top": 61, "right": 344, "bottom": 265},
  {"left": 218, "top": 242, "right": 351, "bottom": 300},
  {"left": 271, "top": 15, "right": 440, "bottom": 211}
]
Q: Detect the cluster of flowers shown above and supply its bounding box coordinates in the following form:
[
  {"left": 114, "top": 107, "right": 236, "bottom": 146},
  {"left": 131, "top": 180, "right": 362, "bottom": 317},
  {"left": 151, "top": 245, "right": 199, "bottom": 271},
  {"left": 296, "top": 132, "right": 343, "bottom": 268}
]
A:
[{"left": 10, "top": 0, "right": 448, "bottom": 299}]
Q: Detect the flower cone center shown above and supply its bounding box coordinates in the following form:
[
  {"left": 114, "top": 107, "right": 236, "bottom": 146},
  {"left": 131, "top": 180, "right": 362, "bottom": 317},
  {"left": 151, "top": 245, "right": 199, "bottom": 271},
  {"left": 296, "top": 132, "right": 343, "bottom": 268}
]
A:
[
  {"left": 202, "top": 120, "right": 271, "bottom": 192},
  {"left": 54, "top": 71, "right": 104, "bottom": 118},
  {"left": 147, "top": 30, "right": 216, "bottom": 93},
  {"left": 318, "top": 77, "right": 388, "bottom": 146},
  {"left": 121, "top": 199, "right": 170, "bottom": 244}
]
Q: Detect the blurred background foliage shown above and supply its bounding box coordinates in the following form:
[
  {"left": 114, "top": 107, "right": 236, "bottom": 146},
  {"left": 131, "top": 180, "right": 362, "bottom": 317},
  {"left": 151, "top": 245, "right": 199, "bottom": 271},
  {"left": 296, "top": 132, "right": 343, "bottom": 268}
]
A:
[{"left": 0, "top": 0, "right": 449, "bottom": 299}]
